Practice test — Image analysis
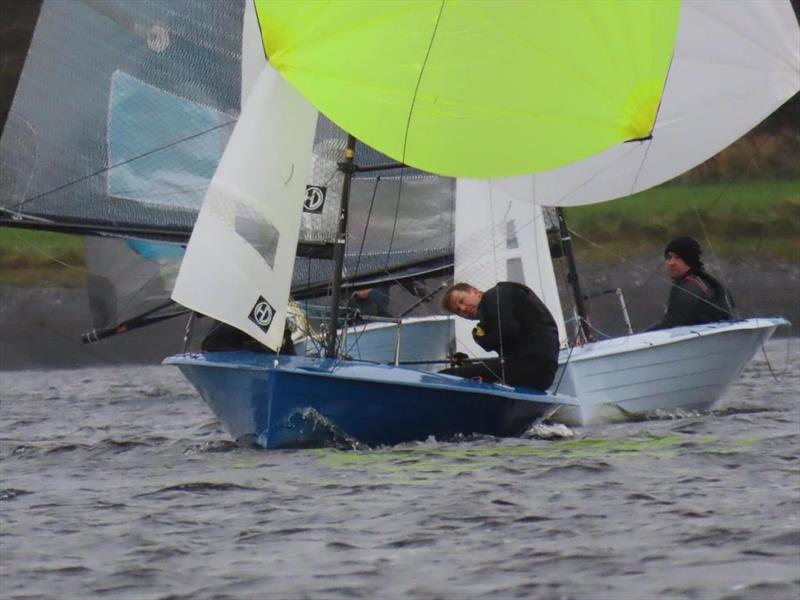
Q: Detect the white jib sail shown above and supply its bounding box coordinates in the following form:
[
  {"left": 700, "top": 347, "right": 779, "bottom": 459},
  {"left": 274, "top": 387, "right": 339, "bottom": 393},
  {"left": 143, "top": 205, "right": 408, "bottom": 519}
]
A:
[
  {"left": 172, "top": 62, "right": 317, "bottom": 350},
  {"left": 454, "top": 178, "right": 567, "bottom": 359}
]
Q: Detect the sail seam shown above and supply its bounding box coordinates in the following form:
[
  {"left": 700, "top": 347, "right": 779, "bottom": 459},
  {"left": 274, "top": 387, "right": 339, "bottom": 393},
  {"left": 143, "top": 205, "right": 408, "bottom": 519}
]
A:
[{"left": 400, "top": 0, "right": 446, "bottom": 167}]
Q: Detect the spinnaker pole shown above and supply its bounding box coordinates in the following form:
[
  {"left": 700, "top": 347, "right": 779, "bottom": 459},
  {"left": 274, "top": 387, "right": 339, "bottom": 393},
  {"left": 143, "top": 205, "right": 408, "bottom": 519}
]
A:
[
  {"left": 324, "top": 134, "right": 357, "bottom": 358},
  {"left": 555, "top": 207, "right": 593, "bottom": 342}
]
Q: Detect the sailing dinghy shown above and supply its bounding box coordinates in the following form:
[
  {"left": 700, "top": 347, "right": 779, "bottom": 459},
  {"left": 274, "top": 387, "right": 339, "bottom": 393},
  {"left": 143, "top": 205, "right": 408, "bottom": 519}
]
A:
[
  {"left": 166, "top": 0, "right": 796, "bottom": 447},
  {"left": 164, "top": 1, "right": 582, "bottom": 448}
]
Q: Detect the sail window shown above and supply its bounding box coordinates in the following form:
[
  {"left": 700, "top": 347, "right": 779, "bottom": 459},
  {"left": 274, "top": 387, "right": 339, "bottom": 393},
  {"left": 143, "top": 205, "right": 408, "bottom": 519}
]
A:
[
  {"left": 235, "top": 213, "right": 280, "bottom": 269},
  {"left": 506, "top": 258, "right": 525, "bottom": 285},
  {"left": 505, "top": 220, "right": 519, "bottom": 250}
]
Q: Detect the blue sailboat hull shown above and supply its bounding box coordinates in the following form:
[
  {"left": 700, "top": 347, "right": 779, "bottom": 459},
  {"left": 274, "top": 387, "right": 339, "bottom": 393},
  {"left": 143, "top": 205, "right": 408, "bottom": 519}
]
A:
[{"left": 164, "top": 353, "right": 578, "bottom": 448}]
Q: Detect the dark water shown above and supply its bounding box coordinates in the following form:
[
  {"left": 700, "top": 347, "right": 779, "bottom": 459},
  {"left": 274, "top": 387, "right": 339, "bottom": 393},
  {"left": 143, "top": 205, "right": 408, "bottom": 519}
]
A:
[{"left": 1, "top": 339, "right": 798, "bottom": 600}]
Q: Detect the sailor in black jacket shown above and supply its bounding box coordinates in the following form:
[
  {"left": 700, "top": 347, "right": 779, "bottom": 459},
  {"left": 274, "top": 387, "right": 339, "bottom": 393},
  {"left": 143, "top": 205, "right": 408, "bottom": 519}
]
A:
[
  {"left": 441, "top": 281, "right": 560, "bottom": 390},
  {"left": 648, "top": 236, "right": 734, "bottom": 331}
]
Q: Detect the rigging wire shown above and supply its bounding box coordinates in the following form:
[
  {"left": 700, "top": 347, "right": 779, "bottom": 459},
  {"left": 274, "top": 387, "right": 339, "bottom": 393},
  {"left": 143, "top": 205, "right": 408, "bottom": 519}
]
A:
[
  {"left": 399, "top": 0, "right": 446, "bottom": 168},
  {"left": 486, "top": 182, "right": 506, "bottom": 383},
  {"left": 5, "top": 228, "right": 87, "bottom": 274},
  {"left": 567, "top": 225, "right": 740, "bottom": 325},
  {"left": 351, "top": 176, "right": 381, "bottom": 281},
  {"left": 552, "top": 327, "right": 583, "bottom": 395},
  {"left": 760, "top": 333, "right": 793, "bottom": 384},
  {"left": 382, "top": 169, "right": 405, "bottom": 274},
  {"left": 335, "top": 175, "right": 383, "bottom": 360},
  {"left": 685, "top": 132, "right": 779, "bottom": 320},
  {"left": 9, "top": 120, "right": 236, "bottom": 212}
]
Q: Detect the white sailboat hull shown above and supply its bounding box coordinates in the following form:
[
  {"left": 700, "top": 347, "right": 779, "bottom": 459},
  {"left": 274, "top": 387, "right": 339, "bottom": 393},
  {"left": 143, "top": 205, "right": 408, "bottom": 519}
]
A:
[
  {"left": 551, "top": 318, "right": 787, "bottom": 425},
  {"left": 320, "top": 317, "right": 787, "bottom": 425}
]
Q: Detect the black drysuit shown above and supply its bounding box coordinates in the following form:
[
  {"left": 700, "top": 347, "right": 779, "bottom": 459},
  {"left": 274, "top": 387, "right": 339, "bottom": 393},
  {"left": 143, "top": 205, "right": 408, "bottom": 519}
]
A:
[
  {"left": 648, "top": 270, "right": 734, "bottom": 331},
  {"left": 442, "top": 282, "right": 560, "bottom": 390}
]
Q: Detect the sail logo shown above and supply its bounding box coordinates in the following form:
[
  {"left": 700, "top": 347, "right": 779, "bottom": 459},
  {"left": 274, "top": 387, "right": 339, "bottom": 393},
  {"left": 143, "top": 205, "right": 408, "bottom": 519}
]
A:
[
  {"left": 249, "top": 296, "right": 275, "bottom": 332},
  {"left": 303, "top": 185, "right": 327, "bottom": 213}
]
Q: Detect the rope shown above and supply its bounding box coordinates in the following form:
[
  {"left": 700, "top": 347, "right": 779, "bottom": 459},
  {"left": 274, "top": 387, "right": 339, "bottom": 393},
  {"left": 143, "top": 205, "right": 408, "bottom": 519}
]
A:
[
  {"left": 351, "top": 176, "right": 381, "bottom": 281},
  {"left": 10, "top": 121, "right": 236, "bottom": 212},
  {"left": 760, "top": 327, "right": 793, "bottom": 384},
  {"left": 399, "top": 0, "right": 445, "bottom": 167},
  {"left": 553, "top": 327, "right": 583, "bottom": 395},
  {"left": 4, "top": 228, "right": 87, "bottom": 273},
  {"left": 486, "top": 183, "right": 507, "bottom": 382}
]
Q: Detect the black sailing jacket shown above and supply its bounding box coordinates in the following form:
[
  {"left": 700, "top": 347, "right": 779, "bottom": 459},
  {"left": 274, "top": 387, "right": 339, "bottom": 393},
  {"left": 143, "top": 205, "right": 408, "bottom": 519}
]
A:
[
  {"left": 649, "top": 269, "right": 734, "bottom": 331},
  {"left": 472, "top": 282, "right": 560, "bottom": 364}
]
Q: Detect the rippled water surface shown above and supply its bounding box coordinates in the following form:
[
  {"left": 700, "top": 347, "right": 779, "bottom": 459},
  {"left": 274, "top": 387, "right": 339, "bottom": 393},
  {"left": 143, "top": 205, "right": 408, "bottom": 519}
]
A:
[{"left": 1, "top": 339, "right": 798, "bottom": 600}]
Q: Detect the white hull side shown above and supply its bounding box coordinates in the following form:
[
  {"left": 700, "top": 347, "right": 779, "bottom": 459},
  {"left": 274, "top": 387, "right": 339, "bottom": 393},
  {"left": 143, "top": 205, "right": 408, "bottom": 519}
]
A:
[
  {"left": 552, "top": 318, "right": 787, "bottom": 424},
  {"left": 321, "top": 316, "right": 787, "bottom": 423}
]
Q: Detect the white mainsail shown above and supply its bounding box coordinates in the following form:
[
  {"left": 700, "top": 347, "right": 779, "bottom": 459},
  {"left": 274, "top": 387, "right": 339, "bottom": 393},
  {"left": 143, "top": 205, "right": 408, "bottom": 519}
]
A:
[
  {"left": 454, "top": 178, "right": 567, "bottom": 357},
  {"left": 171, "top": 62, "right": 317, "bottom": 350}
]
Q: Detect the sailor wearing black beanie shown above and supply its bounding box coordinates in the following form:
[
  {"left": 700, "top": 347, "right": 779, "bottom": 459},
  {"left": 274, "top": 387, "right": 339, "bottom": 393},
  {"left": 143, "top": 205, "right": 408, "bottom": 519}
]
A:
[
  {"left": 648, "top": 236, "right": 734, "bottom": 331},
  {"left": 664, "top": 236, "right": 703, "bottom": 271}
]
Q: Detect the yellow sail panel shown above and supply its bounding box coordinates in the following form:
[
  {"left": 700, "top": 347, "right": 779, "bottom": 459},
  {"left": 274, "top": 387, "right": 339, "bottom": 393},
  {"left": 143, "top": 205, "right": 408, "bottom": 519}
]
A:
[{"left": 255, "top": 0, "right": 680, "bottom": 178}]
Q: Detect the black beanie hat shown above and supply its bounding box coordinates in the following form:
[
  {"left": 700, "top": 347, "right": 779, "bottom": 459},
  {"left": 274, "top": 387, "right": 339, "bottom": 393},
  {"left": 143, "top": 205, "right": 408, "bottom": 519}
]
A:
[{"left": 664, "top": 236, "right": 703, "bottom": 270}]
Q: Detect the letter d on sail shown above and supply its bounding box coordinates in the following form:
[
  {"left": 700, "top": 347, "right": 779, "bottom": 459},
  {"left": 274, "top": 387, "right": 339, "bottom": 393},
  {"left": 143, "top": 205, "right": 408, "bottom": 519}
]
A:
[{"left": 249, "top": 296, "right": 275, "bottom": 332}]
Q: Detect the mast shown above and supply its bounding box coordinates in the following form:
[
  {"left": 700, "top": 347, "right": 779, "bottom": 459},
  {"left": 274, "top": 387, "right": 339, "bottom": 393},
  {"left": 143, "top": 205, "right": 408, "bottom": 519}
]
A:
[
  {"left": 555, "top": 207, "right": 593, "bottom": 342},
  {"left": 324, "top": 134, "right": 357, "bottom": 358}
]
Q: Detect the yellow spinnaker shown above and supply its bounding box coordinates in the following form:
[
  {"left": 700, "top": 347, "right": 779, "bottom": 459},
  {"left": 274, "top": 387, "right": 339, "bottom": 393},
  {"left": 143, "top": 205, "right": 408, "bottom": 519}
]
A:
[{"left": 255, "top": 0, "right": 680, "bottom": 178}]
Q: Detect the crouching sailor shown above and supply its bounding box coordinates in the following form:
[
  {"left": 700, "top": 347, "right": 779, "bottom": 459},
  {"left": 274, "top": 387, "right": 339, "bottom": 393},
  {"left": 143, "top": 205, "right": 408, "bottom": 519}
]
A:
[
  {"left": 440, "top": 282, "right": 559, "bottom": 391},
  {"left": 648, "top": 236, "right": 735, "bottom": 331}
]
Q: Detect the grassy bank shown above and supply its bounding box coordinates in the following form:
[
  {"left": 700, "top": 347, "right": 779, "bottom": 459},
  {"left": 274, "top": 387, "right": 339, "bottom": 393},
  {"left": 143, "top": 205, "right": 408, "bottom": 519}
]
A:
[
  {"left": 0, "top": 228, "right": 86, "bottom": 287},
  {"left": 566, "top": 180, "right": 799, "bottom": 262}
]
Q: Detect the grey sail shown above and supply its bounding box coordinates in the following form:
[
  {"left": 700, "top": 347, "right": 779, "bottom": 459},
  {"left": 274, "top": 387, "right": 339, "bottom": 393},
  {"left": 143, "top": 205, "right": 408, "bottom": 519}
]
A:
[{"left": 0, "top": 0, "right": 454, "bottom": 335}]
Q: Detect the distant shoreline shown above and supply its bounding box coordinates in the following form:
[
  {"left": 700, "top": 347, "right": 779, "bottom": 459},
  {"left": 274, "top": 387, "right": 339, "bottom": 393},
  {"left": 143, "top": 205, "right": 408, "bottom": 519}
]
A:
[{"left": 1, "top": 253, "right": 796, "bottom": 370}]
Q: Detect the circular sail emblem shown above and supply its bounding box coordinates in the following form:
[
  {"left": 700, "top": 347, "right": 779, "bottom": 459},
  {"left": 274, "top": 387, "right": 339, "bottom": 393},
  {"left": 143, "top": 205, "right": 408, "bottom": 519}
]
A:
[
  {"left": 304, "top": 185, "right": 326, "bottom": 213},
  {"left": 248, "top": 295, "right": 275, "bottom": 332}
]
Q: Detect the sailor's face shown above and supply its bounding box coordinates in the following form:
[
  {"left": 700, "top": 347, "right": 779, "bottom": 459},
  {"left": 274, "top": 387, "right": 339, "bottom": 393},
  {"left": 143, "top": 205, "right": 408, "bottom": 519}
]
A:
[
  {"left": 665, "top": 252, "right": 690, "bottom": 279},
  {"left": 449, "top": 289, "right": 481, "bottom": 319}
]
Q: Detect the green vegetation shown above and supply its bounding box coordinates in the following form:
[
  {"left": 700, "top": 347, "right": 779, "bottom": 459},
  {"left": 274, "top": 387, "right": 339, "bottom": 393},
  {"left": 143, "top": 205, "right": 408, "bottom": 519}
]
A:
[
  {"left": 566, "top": 180, "right": 799, "bottom": 262},
  {"left": 0, "top": 228, "right": 86, "bottom": 287},
  {"left": 563, "top": 107, "right": 799, "bottom": 262}
]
